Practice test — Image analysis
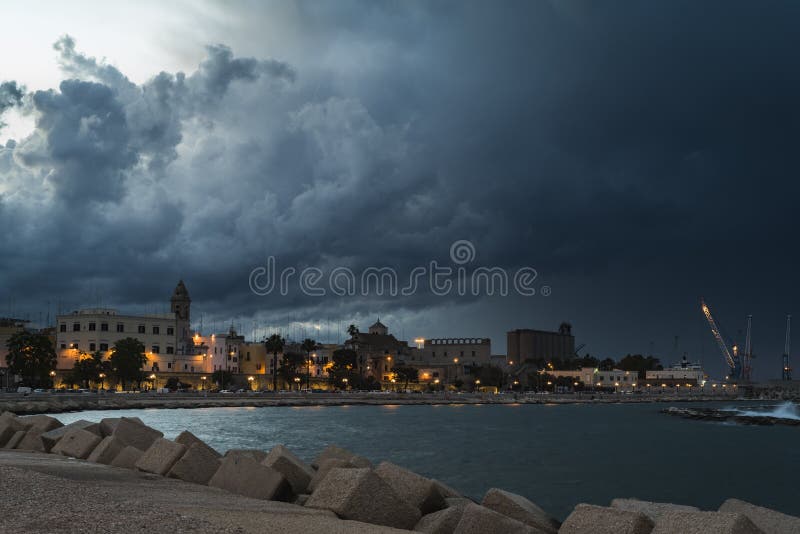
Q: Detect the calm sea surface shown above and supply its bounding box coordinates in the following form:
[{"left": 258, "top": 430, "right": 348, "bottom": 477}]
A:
[{"left": 52, "top": 402, "right": 800, "bottom": 519}]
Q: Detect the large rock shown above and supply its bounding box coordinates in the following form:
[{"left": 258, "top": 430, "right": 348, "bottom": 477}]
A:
[
  {"left": 263, "top": 444, "right": 315, "bottom": 494},
  {"left": 110, "top": 446, "right": 144, "bottom": 469},
  {"left": 416, "top": 503, "right": 469, "bottom": 534},
  {"left": 559, "top": 504, "right": 654, "bottom": 534},
  {"left": 611, "top": 498, "right": 700, "bottom": 521},
  {"left": 305, "top": 467, "right": 421, "bottom": 529},
  {"left": 111, "top": 417, "right": 163, "bottom": 451},
  {"left": 4, "top": 430, "right": 26, "bottom": 449},
  {"left": 23, "top": 415, "right": 63, "bottom": 433},
  {"left": 209, "top": 454, "right": 290, "bottom": 501},
  {"left": 719, "top": 498, "right": 800, "bottom": 534},
  {"left": 167, "top": 442, "right": 221, "bottom": 485},
  {"left": 134, "top": 438, "right": 187, "bottom": 476},
  {"left": 481, "top": 488, "right": 559, "bottom": 533},
  {"left": 0, "top": 417, "right": 29, "bottom": 446},
  {"left": 453, "top": 503, "right": 539, "bottom": 534},
  {"left": 15, "top": 429, "right": 47, "bottom": 452},
  {"left": 87, "top": 436, "right": 126, "bottom": 464},
  {"left": 51, "top": 428, "right": 102, "bottom": 459},
  {"left": 308, "top": 458, "right": 354, "bottom": 492},
  {"left": 224, "top": 449, "right": 268, "bottom": 463},
  {"left": 651, "top": 511, "right": 761, "bottom": 534},
  {"left": 41, "top": 420, "right": 101, "bottom": 451},
  {"left": 375, "top": 461, "right": 446, "bottom": 514},
  {"left": 312, "top": 444, "right": 372, "bottom": 469},
  {"left": 174, "top": 430, "right": 220, "bottom": 457}
]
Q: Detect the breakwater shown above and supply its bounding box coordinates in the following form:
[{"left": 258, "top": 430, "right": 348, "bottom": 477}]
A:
[{"left": 0, "top": 391, "right": 744, "bottom": 415}]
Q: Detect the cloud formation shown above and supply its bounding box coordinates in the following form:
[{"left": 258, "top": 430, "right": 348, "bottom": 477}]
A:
[{"left": 2, "top": 2, "right": 800, "bottom": 378}]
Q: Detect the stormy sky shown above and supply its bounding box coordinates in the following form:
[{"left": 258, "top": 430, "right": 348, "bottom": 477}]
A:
[{"left": 1, "top": 1, "right": 799, "bottom": 379}]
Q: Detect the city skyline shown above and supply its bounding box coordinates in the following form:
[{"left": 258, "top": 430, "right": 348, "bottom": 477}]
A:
[{"left": 2, "top": 2, "right": 800, "bottom": 379}]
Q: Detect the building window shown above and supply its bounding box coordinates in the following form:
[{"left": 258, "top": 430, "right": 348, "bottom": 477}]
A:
[
  {"left": 256, "top": 364, "right": 261, "bottom": 370},
  {"left": 167, "top": 362, "right": 172, "bottom": 369},
  {"left": 89, "top": 343, "right": 96, "bottom": 351},
  {"left": 60, "top": 343, "right": 66, "bottom": 349},
  {"left": 472, "top": 351, "right": 476, "bottom": 357},
  {"left": 152, "top": 345, "right": 160, "bottom": 354},
  {"left": 246, "top": 352, "right": 251, "bottom": 361},
  {"left": 99, "top": 343, "right": 108, "bottom": 351},
  {"left": 116, "top": 323, "right": 124, "bottom": 333},
  {"left": 184, "top": 364, "right": 188, "bottom": 370},
  {"left": 167, "top": 327, "right": 174, "bottom": 336},
  {"left": 88, "top": 323, "right": 96, "bottom": 331},
  {"left": 166, "top": 346, "right": 174, "bottom": 355},
  {"left": 72, "top": 322, "right": 80, "bottom": 332},
  {"left": 59, "top": 324, "right": 66, "bottom": 332},
  {"left": 138, "top": 325, "right": 145, "bottom": 334},
  {"left": 153, "top": 326, "right": 160, "bottom": 335},
  {"left": 101, "top": 323, "right": 109, "bottom": 332}
]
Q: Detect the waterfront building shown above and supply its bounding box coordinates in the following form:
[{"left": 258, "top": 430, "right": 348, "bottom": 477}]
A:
[
  {"left": 345, "top": 320, "right": 414, "bottom": 381},
  {"left": 545, "top": 367, "right": 638, "bottom": 390},
  {"left": 507, "top": 323, "right": 575, "bottom": 363},
  {"left": 645, "top": 355, "right": 705, "bottom": 384},
  {"left": 55, "top": 281, "right": 201, "bottom": 374}
]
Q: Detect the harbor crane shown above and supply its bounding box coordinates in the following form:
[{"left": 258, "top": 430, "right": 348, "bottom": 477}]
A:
[
  {"left": 783, "top": 315, "right": 792, "bottom": 381},
  {"left": 700, "top": 298, "right": 752, "bottom": 381}
]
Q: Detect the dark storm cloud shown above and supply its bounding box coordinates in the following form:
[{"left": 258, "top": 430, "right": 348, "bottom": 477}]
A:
[
  {"left": 0, "top": 81, "right": 24, "bottom": 130},
  {"left": 2, "top": 2, "right": 800, "bottom": 377}
]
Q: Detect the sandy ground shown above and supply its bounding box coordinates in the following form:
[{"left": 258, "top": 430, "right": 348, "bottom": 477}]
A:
[{"left": 0, "top": 450, "right": 408, "bottom": 533}]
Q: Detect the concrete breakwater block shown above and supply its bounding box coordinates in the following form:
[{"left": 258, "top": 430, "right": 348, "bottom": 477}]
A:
[
  {"left": 110, "top": 446, "right": 144, "bottom": 469},
  {"left": 51, "top": 428, "right": 102, "bottom": 459},
  {"left": 452, "top": 502, "right": 539, "bottom": 534},
  {"left": 41, "top": 420, "right": 101, "bottom": 451},
  {"left": 98, "top": 417, "right": 142, "bottom": 437},
  {"left": 223, "top": 449, "right": 268, "bottom": 463},
  {"left": 23, "top": 414, "right": 63, "bottom": 433},
  {"left": 374, "top": 461, "right": 446, "bottom": 514},
  {"left": 4, "top": 430, "right": 26, "bottom": 449},
  {"left": 168, "top": 442, "right": 221, "bottom": 485},
  {"left": 0, "top": 416, "right": 30, "bottom": 446},
  {"left": 481, "top": 488, "right": 559, "bottom": 533},
  {"left": 432, "top": 479, "right": 463, "bottom": 499},
  {"left": 651, "top": 511, "right": 761, "bottom": 533},
  {"left": 559, "top": 504, "right": 654, "bottom": 534},
  {"left": 112, "top": 418, "right": 163, "bottom": 451},
  {"left": 209, "top": 454, "right": 290, "bottom": 501},
  {"left": 415, "top": 502, "right": 468, "bottom": 534},
  {"left": 175, "top": 430, "right": 221, "bottom": 457},
  {"left": 87, "top": 436, "right": 126, "bottom": 464},
  {"left": 312, "top": 444, "right": 372, "bottom": 469},
  {"left": 308, "top": 458, "right": 354, "bottom": 492},
  {"left": 134, "top": 438, "right": 187, "bottom": 476},
  {"left": 719, "top": 498, "right": 800, "bottom": 534},
  {"left": 15, "top": 428, "right": 47, "bottom": 452},
  {"left": 611, "top": 498, "right": 700, "bottom": 521},
  {"left": 263, "top": 444, "right": 315, "bottom": 495},
  {"left": 305, "top": 467, "right": 421, "bottom": 530}
]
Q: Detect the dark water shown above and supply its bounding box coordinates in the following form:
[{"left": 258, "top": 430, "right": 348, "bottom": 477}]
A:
[{"left": 53, "top": 402, "right": 800, "bottom": 520}]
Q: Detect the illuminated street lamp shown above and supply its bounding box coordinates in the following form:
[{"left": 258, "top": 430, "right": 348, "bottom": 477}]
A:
[
  {"left": 98, "top": 373, "right": 106, "bottom": 390},
  {"left": 200, "top": 376, "right": 207, "bottom": 390},
  {"left": 293, "top": 376, "right": 301, "bottom": 390},
  {"left": 341, "top": 377, "right": 349, "bottom": 390},
  {"left": 149, "top": 373, "right": 157, "bottom": 390},
  {"left": 248, "top": 376, "right": 255, "bottom": 390}
]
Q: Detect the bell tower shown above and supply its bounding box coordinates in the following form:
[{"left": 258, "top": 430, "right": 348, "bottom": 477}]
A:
[{"left": 171, "top": 280, "right": 191, "bottom": 354}]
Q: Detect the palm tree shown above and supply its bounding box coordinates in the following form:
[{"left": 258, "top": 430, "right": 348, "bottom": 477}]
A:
[
  {"left": 301, "top": 338, "right": 317, "bottom": 391},
  {"left": 264, "top": 333, "right": 286, "bottom": 391},
  {"left": 346, "top": 324, "right": 361, "bottom": 378}
]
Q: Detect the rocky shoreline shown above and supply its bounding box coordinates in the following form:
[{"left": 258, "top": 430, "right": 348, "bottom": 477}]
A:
[
  {"left": 1, "top": 410, "right": 798, "bottom": 533},
  {"left": 661, "top": 406, "right": 800, "bottom": 426},
  {"left": 0, "top": 392, "right": 745, "bottom": 415}
]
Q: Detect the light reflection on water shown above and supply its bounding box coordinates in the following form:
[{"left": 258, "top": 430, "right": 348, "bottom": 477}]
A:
[{"left": 52, "top": 402, "right": 799, "bottom": 520}]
